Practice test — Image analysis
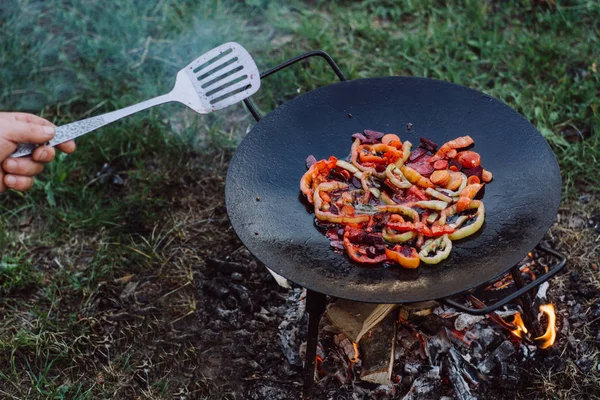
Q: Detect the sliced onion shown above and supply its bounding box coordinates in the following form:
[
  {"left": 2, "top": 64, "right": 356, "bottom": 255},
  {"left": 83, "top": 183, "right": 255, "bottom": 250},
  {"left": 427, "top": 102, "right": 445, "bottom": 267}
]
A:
[
  {"left": 413, "top": 200, "right": 448, "bottom": 211},
  {"left": 425, "top": 188, "right": 453, "bottom": 203},
  {"left": 369, "top": 187, "right": 381, "bottom": 198},
  {"left": 426, "top": 212, "right": 439, "bottom": 224},
  {"left": 336, "top": 159, "right": 359, "bottom": 173}
]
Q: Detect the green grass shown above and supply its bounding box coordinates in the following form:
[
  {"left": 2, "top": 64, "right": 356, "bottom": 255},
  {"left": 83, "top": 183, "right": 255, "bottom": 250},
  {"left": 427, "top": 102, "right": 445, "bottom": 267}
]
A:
[{"left": 0, "top": 0, "right": 599, "bottom": 398}]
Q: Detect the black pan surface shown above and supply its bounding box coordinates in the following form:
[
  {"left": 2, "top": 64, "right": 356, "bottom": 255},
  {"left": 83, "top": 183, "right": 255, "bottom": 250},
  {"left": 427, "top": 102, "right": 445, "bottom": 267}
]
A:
[{"left": 225, "top": 77, "right": 561, "bottom": 303}]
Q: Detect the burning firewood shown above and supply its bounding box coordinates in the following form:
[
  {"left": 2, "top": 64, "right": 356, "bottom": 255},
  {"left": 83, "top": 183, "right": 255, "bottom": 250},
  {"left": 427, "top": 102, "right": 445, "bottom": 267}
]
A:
[
  {"left": 359, "top": 313, "right": 396, "bottom": 384},
  {"left": 325, "top": 299, "right": 396, "bottom": 343}
]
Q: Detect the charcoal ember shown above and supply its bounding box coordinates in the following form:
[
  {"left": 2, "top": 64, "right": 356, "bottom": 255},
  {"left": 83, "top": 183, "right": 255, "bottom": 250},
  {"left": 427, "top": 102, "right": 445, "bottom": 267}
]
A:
[
  {"left": 306, "top": 155, "right": 317, "bottom": 168},
  {"left": 454, "top": 314, "right": 485, "bottom": 331},
  {"left": 425, "top": 335, "right": 451, "bottom": 366},
  {"left": 495, "top": 361, "right": 519, "bottom": 390},
  {"left": 475, "top": 327, "right": 497, "bottom": 348},
  {"left": 401, "top": 375, "right": 441, "bottom": 400},
  {"left": 278, "top": 289, "right": 306, "bottom": 367},
  {"left": 404, "top": 361, "right": 421, "bottom": 375},
  {"left": 410, "top": 314, "right": 453, "bottom": 336},
  {"left": 444, "top": 351, "right": 476, "bottom": 400},
  {"left": 398, "top": 328, "right": 420, "bottom": 350},
  {"left": 479, "top": 340, "right": 515, "bottom": 374},
  {"left": 371, "top": 384, "right": 394, "bottom": 397},
  {"left": 446, "top": 328, "right": 477, "bottom": 349},
  {"left": 203, "top": 280, "right": 229, "bottom": 299}
]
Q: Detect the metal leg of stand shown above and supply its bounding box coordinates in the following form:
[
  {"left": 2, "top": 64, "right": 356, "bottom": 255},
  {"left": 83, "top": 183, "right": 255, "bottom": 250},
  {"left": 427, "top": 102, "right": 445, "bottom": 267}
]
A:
[
  {"left": 511, "top": 266, "right": 542, "bottom": 337},
  {"left": 303, "top": 289, "right": 327, "bottom": 400}
]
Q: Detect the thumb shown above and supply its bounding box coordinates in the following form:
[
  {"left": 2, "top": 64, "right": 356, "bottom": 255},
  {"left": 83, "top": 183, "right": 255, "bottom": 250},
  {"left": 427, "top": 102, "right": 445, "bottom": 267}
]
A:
[{"left": 0, "top": 119, "right": 56, "bottom": 145}]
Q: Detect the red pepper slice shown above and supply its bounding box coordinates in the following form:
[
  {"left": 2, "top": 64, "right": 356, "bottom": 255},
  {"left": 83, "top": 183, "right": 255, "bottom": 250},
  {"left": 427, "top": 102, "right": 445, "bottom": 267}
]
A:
[
  {"left": 407, "top": 185, "right": 428, "bottom": 201},
  {"left": 387, "top": 221, "right": 414, "bottom": 232},
  {"left": 430, "top": 225, "right": 455, "bottom": 236}
]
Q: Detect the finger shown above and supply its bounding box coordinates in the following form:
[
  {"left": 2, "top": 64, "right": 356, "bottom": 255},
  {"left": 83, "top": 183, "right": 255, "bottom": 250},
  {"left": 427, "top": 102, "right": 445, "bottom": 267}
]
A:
[
  {"left": 4, "top": 175, "right": 34, "bottom": 192},
  {"left": 3, "top": 157, "right": 45, "bottom": 177},
  {"left": 0, "top": 119, "right": 55, "bottom": 144},
  {"left": 0, "top": 170, "right": 5, "bottom": 193},
  {"left": 57, "top": 140, "right": 76, "bottom": 154},
  {"left": 0, "top": 138, "right": 17, "bottom": 162},
  {"left": 0, "top": 112, "right": 55, "bottom": 127},
  {"left": 32, "top": 145, "right": 56, "bottom": 163}
]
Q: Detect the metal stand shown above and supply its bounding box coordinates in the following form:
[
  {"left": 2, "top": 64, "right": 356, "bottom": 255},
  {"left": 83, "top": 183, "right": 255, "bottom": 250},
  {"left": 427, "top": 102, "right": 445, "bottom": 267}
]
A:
[
  {"left": 243, "top": 50, "right": 347, "bottom": 123},
  {"left": 442, "top": 244, "right": 566, "bottom": 317},
  {"left": 303, "top": 289, "right": 327, "bottom": 400},
  {"left": 247, "top": 49, "right": 568, "bottom": 394}
]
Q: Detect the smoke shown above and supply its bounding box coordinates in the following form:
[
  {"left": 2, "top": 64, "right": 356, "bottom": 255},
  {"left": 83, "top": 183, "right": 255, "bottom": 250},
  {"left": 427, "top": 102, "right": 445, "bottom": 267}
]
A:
[{"left": 0, "top": 0, "right": 275, "bottom": 145}]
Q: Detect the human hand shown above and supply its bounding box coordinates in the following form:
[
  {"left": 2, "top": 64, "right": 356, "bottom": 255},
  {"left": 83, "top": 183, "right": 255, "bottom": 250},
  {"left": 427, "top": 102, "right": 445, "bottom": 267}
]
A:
[{"left": 0, "top": 112, "right": 76, "bottom": 193}]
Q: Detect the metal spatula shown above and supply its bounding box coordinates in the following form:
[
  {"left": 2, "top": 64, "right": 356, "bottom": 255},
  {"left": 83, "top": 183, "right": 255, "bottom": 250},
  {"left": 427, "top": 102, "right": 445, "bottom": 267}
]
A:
[{"left": 12, "top": 42, "right": 260, "bottom": 158}]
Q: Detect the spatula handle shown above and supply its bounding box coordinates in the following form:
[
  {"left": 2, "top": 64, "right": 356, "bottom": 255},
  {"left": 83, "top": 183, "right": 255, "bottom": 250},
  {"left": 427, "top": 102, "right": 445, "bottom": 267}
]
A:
[{"left": 11, "top": 93, "right": 174, "bottom": 158}]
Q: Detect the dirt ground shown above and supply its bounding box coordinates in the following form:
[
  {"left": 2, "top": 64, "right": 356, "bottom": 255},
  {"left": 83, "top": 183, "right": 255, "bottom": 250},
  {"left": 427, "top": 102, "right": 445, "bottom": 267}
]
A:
[{"left": 1, "top": 151, "right": 599, "bottom": 399}]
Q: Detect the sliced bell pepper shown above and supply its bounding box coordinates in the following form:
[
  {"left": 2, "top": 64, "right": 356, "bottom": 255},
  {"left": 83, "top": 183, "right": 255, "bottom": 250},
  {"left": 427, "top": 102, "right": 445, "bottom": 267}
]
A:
[
  {"left": 418, "top": 235, "right": 452, "bottom": 264},
  {"left": 382, "top": 227, "right": 416, "bottom": 243},
  {"left": 386, "top": 245, "right": 420, "bottom": 269},
  {"left": 314, "top": 182, "right": 371, "bottom": 224},
  {"left": 343, "top": 230, "right": 388, "bottom": 264},
  {"left": 448, "top": 201, "right": 485, "bottom": 240},
  {"left": 385, "top": 164, "right": 412, "bottom": 190}
]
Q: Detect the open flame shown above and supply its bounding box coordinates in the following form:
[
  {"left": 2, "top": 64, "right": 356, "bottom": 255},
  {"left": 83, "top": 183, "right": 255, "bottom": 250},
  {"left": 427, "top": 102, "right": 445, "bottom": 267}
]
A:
[
  {"left": 350, "top": 342, "right": 360, "bottom": 363},
  {"left": 510, "top": 312, "right": 528, "bottom": 339},
  {"left": 535, "top": 304, "right": 557, "bottom": 349}
]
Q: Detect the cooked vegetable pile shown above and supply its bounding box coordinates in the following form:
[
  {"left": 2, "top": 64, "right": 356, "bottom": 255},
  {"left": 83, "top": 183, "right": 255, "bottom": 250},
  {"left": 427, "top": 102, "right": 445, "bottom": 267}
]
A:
[{"left": 300, "top": 130, "right": 493, "bottom": 269}]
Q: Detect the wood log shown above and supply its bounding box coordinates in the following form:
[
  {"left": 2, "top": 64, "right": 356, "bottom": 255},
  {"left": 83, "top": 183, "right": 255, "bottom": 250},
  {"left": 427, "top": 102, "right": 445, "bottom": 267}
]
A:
[
  {"left": 325, "top": 299, "right": 396, "bottom": 343},
  {"left": 359, "top": 313, "right": 396, "bottom": 384}
]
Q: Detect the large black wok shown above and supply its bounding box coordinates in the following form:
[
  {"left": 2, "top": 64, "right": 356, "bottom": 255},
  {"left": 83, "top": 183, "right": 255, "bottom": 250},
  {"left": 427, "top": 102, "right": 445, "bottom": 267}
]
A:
[{"left": 225, "top": 75, "right": 561, "bottom": 304}]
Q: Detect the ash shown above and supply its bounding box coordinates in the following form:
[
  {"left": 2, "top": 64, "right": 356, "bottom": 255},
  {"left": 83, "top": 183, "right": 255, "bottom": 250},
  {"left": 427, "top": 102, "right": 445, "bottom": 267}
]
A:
[
  {"left": 302, "top": 305, "right": 536, "bottom": 400},
  {"left": 272, "top": 259, "right": 558, "bottom": 400}
]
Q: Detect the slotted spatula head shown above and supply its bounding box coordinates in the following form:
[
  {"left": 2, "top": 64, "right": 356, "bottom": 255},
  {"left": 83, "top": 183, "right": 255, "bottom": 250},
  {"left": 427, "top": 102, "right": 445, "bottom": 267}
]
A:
[{"left": 174, "top": 42, "right": 261, "bottom": 113}]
